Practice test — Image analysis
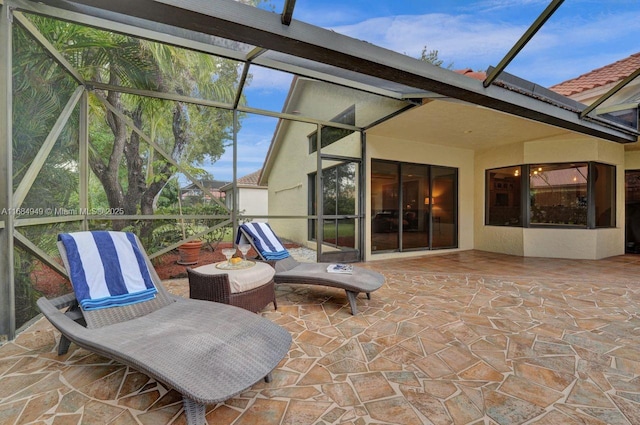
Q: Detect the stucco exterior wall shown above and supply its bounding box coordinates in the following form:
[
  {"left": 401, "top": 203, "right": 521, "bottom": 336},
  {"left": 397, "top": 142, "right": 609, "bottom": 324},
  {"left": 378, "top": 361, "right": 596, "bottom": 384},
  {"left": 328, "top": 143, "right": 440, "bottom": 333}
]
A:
[
  {"left": 625, "top": 149, "right": 640, "bottom": 170},
  {"left": 266, "top": 120, "right": 315, "bottom": 245},
  {"left": 237, "top": 187, "right": 268, "bottom": 222},
  {"left": 366, "top": 134, "right": 475, "bottom": 261},
  {"left": 475, "top": 134, "right": 625, "bottom": 259}
]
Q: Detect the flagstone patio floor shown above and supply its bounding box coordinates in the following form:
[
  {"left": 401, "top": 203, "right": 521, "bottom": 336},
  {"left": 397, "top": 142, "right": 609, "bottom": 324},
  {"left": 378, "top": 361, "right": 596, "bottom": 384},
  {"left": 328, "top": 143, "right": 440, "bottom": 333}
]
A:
[{"left": 3, "top": 250, "right": 640, "bottom": 424}]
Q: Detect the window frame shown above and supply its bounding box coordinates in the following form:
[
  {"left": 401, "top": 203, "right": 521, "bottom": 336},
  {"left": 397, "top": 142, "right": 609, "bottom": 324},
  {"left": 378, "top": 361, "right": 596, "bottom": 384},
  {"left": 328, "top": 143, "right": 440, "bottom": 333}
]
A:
[{"left": 485, "top": 161, "right": 616, "bottom": 229}]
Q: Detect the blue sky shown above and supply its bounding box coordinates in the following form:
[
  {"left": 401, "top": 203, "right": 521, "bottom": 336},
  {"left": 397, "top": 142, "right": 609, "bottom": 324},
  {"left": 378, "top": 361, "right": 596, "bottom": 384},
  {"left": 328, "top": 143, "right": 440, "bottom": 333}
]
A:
[{"left": 210, "top": 0, "right": 640, "bottom": 181}]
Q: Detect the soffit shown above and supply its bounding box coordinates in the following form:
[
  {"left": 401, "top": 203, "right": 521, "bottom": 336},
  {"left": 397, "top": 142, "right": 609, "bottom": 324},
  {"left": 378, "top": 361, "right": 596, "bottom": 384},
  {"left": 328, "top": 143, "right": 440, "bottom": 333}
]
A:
[{"left": 367, "top": 99, "right": 568, "bottom": 151}]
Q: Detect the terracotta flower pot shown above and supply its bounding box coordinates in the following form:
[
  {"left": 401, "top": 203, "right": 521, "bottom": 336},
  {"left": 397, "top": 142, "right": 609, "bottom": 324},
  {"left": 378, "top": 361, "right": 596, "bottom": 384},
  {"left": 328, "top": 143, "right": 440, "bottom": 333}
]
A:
[{"left": 177, "top": 240, "right": 203, "bottom": 265}]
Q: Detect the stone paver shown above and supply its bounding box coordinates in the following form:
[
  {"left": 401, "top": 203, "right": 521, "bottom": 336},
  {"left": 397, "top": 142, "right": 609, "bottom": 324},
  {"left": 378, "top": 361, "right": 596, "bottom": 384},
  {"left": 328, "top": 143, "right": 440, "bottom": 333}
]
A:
[{"left": 3, "top": 250, "right": 640, "bottom": 424}]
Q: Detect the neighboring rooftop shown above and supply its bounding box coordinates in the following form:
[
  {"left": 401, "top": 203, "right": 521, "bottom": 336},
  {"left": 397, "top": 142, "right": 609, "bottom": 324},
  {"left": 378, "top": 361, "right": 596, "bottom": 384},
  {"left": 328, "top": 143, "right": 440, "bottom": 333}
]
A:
[
  {"left": 221, "top": 170, "right": 265, "bottom": 191},
  {"left": 454, "top": 68, "right": 487, "bottom": 81},
  {"left": 181, "top": 179, "right": 230, "bottom": 191},
  {"left": 237, "top": 169, "right": 262, "bottom": 186},
  {"left": 550, "top": 52, "right": 640, "bottom": 96}
]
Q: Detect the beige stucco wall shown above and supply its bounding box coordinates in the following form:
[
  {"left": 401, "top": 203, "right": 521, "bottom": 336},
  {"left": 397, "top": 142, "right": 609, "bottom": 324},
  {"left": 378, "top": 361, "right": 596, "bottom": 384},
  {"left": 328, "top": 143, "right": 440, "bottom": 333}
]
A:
[
  {"left": 237, "top": 187, "right": 268, "bottom": 222},
  {"left": 625, "top": 149, "right": 640, "bottom": 170},
  {"left": 366, "top": 134, "right": 475, "bottom": 261},
  {"left": 475, "top": 134, "right": 625, "bottom": 259},
  {"left": 265, "top": 77, "right": 629, "bottom": 261},
  {"left": 266, "top": 120, "right": 314, "bottom": 245}
]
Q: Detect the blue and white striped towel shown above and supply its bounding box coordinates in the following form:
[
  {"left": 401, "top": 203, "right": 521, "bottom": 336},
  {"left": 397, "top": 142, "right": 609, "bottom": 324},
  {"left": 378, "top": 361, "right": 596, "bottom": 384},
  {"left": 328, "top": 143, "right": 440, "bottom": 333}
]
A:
[
  {"left": 236, "top": 223, "right": 290, "bottom": 261},
  {"left": 58, "top": 231, "right": 157, "bottom": 310}
]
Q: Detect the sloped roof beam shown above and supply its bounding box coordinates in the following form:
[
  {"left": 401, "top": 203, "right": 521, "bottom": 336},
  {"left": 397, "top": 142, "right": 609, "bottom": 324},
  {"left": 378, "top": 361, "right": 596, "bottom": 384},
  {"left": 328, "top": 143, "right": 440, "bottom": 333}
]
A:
[
  {"left": 24, "top": 0, "right": 637, "bottom": 143},
  {"left": 483, "top": 0, "right": 564, "bottom": 88},
  {"left": 281, "top": 0, "right": 295, "bottom": 26}
]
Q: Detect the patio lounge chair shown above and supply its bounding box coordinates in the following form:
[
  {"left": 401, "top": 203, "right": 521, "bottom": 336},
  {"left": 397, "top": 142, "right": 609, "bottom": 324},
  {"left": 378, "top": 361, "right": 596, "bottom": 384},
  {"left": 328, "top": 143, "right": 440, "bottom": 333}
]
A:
[
  {"left": 37, "top": 231, "right": 292, "bottom": 425},
  {"left": 237, "top": 223, "right": 385, "bottom": 315}
]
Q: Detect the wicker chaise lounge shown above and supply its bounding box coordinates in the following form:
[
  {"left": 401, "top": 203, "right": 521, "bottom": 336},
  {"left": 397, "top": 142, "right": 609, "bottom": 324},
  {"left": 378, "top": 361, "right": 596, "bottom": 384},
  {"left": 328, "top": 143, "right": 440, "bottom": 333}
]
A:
[
  {"left": 238, "top": 223, "right": 385, "bottom": 315},
  {"left": 37, "top": 231, "right": 291, "bottom": 425}
]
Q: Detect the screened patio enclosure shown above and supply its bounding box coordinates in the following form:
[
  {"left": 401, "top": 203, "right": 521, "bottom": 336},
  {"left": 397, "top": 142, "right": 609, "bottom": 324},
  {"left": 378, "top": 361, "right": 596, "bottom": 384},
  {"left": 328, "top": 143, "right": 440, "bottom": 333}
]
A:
[{"left": 1, "top": 0, "right": 638, "bottom": 341}]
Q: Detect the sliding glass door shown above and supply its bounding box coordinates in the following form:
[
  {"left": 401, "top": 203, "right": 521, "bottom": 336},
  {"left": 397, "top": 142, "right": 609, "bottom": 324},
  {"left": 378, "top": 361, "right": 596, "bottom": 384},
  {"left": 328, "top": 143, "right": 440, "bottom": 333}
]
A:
[{"left": 371, "top": 159, "right": 457, "bottom": 253}]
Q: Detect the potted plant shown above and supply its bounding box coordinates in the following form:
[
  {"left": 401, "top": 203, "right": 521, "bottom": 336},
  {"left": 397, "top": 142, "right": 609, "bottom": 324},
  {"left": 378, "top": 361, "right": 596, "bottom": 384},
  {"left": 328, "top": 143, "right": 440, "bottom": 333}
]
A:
[
  {"left": 177, "top": 192, "right": 202, "bottom": 265},
  {"left": 177, "top": 237, "right": 202, "bottom": 265}
]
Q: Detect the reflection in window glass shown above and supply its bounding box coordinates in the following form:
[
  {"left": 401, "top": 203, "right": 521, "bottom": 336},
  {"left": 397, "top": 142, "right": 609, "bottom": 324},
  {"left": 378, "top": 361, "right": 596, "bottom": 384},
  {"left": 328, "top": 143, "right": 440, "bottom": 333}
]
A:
[
  {"left": 594, "top": 163, "right": 616, "bottom": 228},
  {"left": 530, "top": 163, "right": 588, "bottom": 226},
  {"left": 486, "top": 162, "right": 616, "bottom": 229},
  {"left": 309, "top": 162, "right": 357, "bottom": 248},
  {"left": 401, "top": 164, "right": 429, "bottom": 250},
  {"left": 431, "top": 166, "right": 458, "bottom": 249},
  {"left": 317, "top": 162, "right": 356, "bottom": 216},
  {"left": 323, "top": 218, "right": 356, "bottom": 249},
  {"left": 371, "top": 161, "right": 399, "bottom": 252},
  {"left": 486, "top": 166, "right": 522, "bottom": 226}
]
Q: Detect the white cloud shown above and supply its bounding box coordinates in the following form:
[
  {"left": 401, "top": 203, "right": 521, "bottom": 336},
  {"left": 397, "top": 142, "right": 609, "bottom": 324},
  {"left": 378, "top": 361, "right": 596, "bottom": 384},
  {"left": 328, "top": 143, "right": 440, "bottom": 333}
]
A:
[
  {"left": 326, "top": 8, "right": 640, "bottom": 86},
  {"left": 331, "top": 14, "right": 523, "bottom": 70},
  {"left": 245, "top": 65, "right": 295, "bottom": 92}
]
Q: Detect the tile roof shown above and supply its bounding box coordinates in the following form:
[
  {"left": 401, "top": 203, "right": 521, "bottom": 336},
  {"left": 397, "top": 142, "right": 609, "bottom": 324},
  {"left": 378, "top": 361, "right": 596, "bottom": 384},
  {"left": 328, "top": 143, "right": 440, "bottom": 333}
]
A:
[
  {"left": 454, "top": 68, "right": 486, "bottom": 81},
  {"left": 237, "top": 169, "right": 262, "bottom": 186},
  {"left": 550, "top": 52, "right": 640, "bottom": 96}
]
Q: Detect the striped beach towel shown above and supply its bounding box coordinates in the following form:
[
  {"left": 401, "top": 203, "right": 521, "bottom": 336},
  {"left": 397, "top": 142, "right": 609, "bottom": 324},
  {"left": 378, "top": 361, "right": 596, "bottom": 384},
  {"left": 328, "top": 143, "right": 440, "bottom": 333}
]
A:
[
  {"left": 237, "top": 223, "right": 290, "bottom": 261},
  {"left": 58, "top": 231, "right": 157, "bottom": 310}
]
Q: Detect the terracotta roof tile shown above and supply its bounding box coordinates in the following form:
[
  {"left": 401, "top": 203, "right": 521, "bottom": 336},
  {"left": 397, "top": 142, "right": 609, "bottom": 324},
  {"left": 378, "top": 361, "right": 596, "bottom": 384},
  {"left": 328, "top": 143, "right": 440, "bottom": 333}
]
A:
[
  {"left": 550, "top": 52, "right": 640, "bottom": 96},
  {"left": 454, "top": 68, "right": 486, "bottom": 81},
  {"left": 237, "top": 169, "right": 262, "bottom": 186}
]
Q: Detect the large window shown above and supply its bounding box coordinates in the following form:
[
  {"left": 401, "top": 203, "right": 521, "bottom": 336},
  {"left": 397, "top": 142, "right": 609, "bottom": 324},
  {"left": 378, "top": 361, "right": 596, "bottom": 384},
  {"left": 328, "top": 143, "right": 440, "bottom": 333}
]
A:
[
  {"left": 371, "top": 159, "right": 458, "bottom": 253},
  {"left": 530, "top": 163, "right": 588, "bottom": 226},
  {"left": 486, "top": 162, "right": 616, "bottom": 228}
]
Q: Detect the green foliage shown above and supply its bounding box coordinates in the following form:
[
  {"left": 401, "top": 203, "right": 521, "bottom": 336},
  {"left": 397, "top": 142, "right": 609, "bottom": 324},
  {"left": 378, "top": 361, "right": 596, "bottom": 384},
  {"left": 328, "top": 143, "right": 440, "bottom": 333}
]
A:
[
  {"left": 18, "top": 14, "right": 245, "bottom": 229},
  {"left": 12, "top": 23, "right": 80, "bottom": 210},
  {"left": 10, "top": 1, "right": 267, "bottom": 328},
  {"left": 128, "top": 201, "right": 231, "bottom": 254}
]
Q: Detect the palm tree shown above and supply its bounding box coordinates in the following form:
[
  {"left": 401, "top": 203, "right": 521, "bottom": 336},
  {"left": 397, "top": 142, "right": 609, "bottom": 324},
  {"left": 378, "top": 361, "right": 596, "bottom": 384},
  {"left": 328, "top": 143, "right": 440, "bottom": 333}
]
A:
[{"left": 19, "top": 14, "right": 248, "bottom": 235}]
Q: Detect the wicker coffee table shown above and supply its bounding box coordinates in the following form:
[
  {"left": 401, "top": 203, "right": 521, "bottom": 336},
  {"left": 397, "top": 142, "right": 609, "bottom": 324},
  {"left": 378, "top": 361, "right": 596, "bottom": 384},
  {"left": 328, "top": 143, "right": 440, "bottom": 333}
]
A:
[{"left": 188, "top": 261, "right": 277, "bottom": 313}]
